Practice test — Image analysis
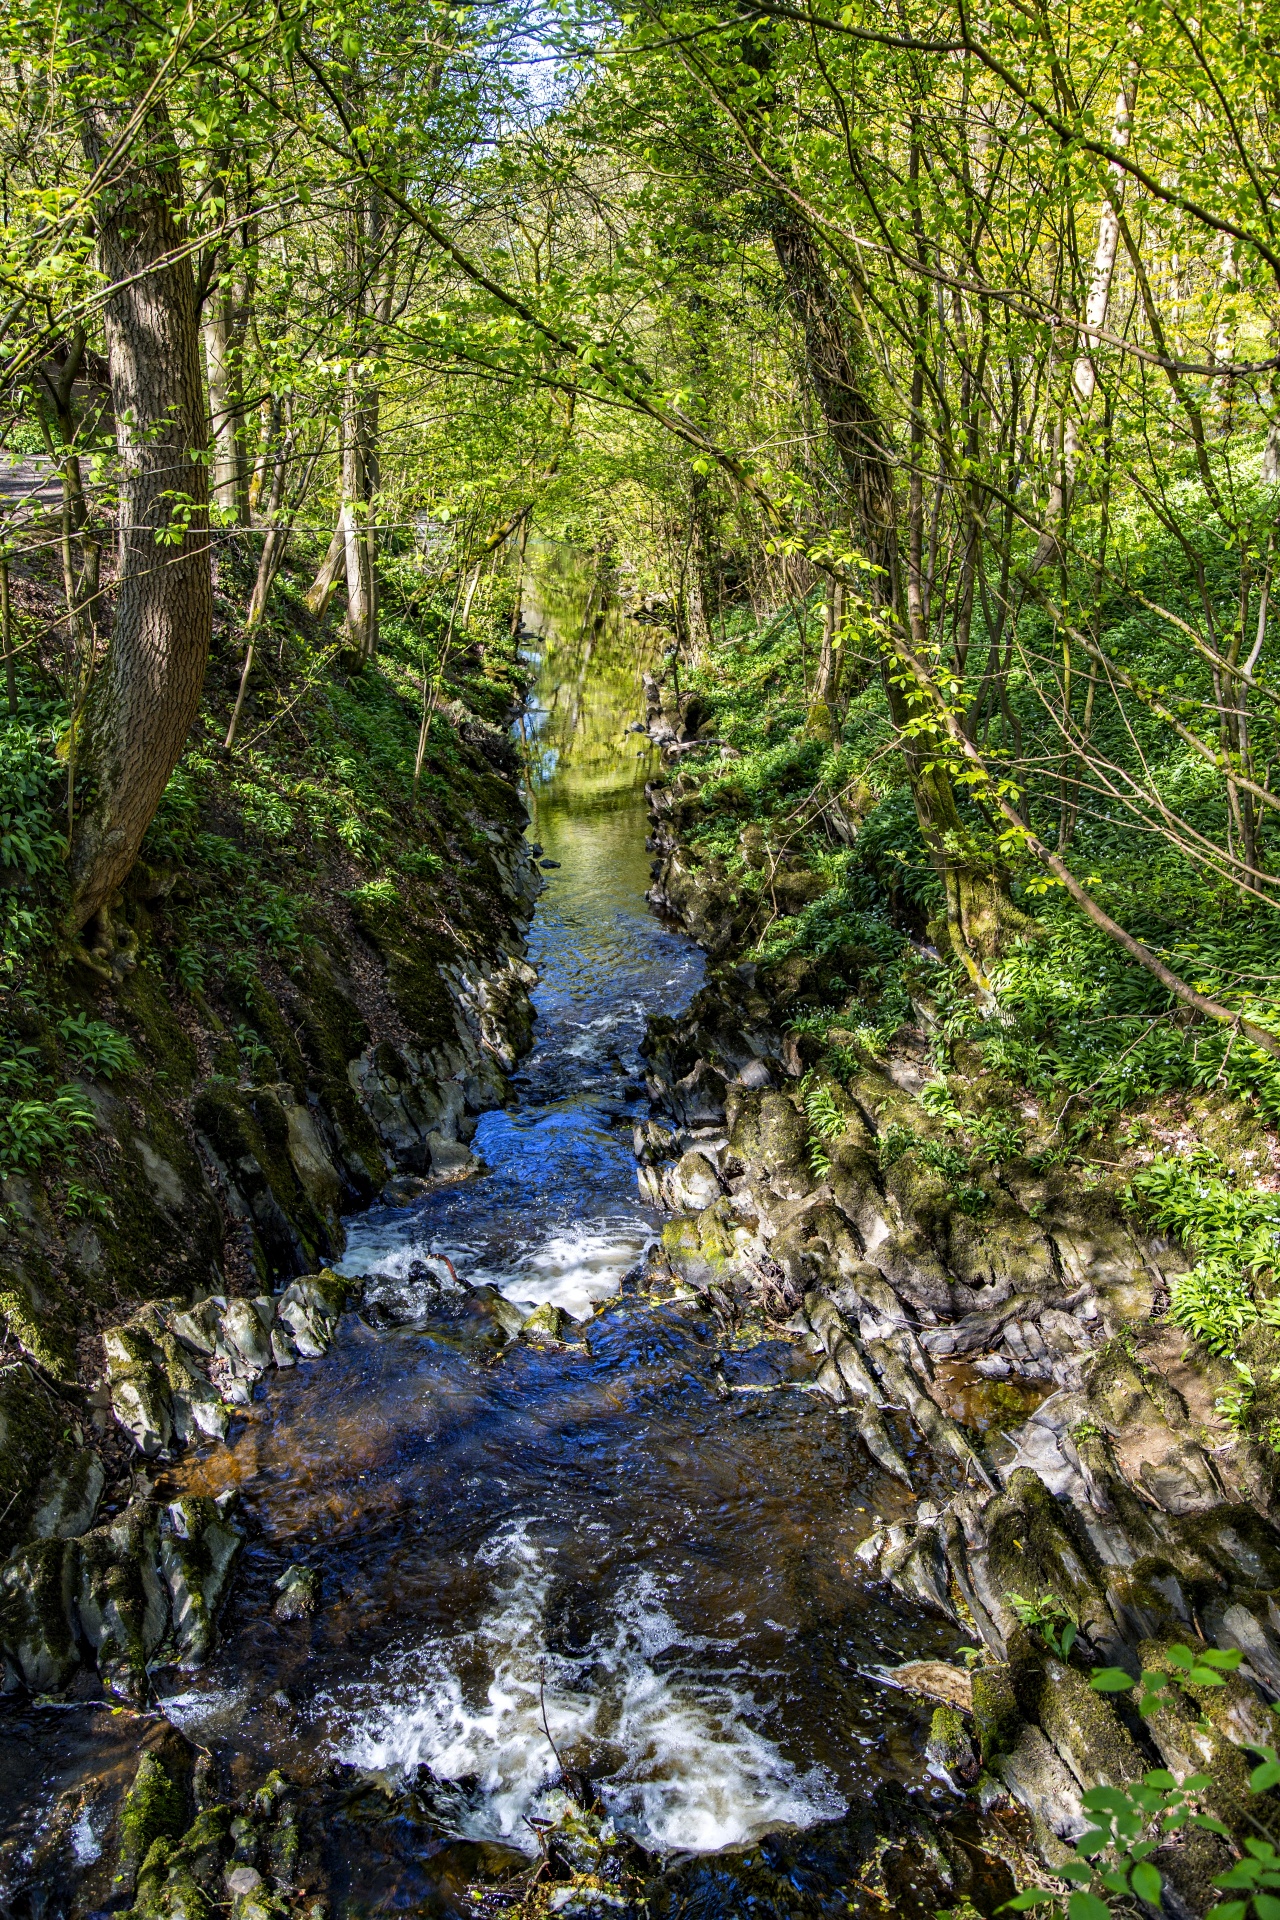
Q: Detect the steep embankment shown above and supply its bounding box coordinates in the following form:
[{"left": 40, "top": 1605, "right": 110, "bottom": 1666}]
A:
[
  {"left": 0, "top": 538, "right": 540, "bottom": 1632},
  {"left": 637, "top": 713, "right": 1280, "bottom": 1912}
]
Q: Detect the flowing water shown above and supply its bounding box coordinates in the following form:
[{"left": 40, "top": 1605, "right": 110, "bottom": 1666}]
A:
[{"left": 10, "top": 552, "right": 976, "bottom": 1915}]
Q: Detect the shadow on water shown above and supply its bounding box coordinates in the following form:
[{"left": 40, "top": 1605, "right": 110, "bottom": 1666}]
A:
[{"left": 2, "top": 549, "right": 1014, "bottom": 1918}]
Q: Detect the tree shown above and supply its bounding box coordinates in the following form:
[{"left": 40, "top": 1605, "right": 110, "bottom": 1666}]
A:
[{"left": 71, "top": 26, "right": 211, "bottom": 942}]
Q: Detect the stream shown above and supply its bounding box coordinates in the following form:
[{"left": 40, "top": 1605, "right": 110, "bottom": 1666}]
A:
[{"left": 5, "top": 554, "right": 976, "bottom": 1917}]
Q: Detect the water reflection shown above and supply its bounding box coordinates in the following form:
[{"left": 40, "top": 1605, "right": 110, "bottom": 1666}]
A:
[{"left": 341, "top": 543, "right": 700, "bottom": 1312}]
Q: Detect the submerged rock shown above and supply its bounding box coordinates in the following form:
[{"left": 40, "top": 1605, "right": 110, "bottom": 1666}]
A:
[
  {"left": 521, "top": 1301, "right": 566, "bottom": 1344},
  {"left": 272, "top": 1564, "right": 320, "bottom": 1620}
]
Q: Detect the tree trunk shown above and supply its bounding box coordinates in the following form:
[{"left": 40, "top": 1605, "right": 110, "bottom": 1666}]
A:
[
  {"left": 73, "top": 84, "right": 212, "bottom": 936},
  {"left": 770, "top": 216, "right": 1029, "bottom": 979},
  {"left": 202, "top": 282, "right": 241, "bottom": 521},
  {"left": 306, "top": 520, "right": 347, "bottom": 619},
  {"left": 1030, "top": 75, "right": 1135, "bottom": 572},
  {"left": 340, "top": 364, "right": 376, "bottom": 663}
]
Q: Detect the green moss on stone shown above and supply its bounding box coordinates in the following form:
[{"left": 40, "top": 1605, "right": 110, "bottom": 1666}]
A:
[
  {"left": 113, "top": 1748, "right": 190, "bottom": 1899},
  {"left": 970, "top": 1662, "right": 1020, "bottom": 1766},
  {"left": 0, "top": 1362, "right": 73, "bottom": 1556}
]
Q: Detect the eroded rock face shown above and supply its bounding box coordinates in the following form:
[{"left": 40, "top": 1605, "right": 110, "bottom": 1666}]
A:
[
  {"left": 1, "top": 1492, "right": 242, "bottom": 1698},
  {"left": 636, "top": 770, "right": 1280, "bottom": 1903}
]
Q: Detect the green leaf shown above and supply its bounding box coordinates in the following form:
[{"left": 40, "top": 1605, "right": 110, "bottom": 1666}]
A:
[
  {"left": 1082, "top": 1787, "right": 1131, "bottom": 1813},
  {"left": 1204, "top": 1905, "right": 1248, "bottom": 1920},
  {"left": 1089, "top": 1667, "right": 1135, "bottom": 1692},
  {"left": 1060, "top": 1861, "right": 1094, "bottom": 1885},
  {"left": 1251, "top": 1761, "right": 1280, "bottom": 1792},
  {"left": 1001, "top": 1894, "right": 1058, "bottom": 1911},
  {"left": 1144, "top": 1769, "right": 1177, "bottom": 1789},
  {"left": 1067, "top": 1893, "right": 1114, "bottom": 1920},
  {"left": 1131, "top": 1861, "right": 1162, "bottom": 1904},
  {"left": 1197, "top": 1649, "right": 1244, "bottom": 1671},
  {"left": 1256, "top": 1897, "right": 1280, "bottom": 1920}
]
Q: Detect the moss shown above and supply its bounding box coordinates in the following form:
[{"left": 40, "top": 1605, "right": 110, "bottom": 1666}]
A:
[
  {"left": 1137, "top": 1635, "right": 1262, "bottom": 1839},
  {"left": 349, "top": 894, "right": 467, "bottom": 1054},
  {"left": 135, "top": 1859, "right": 214, "bottom": 1920},
  {"left": 695, "top": 1198, "right": 738, "bottom": 1266},
  {"left": 1179, "top": 1504, "right": 1280, "bottom": 1590},
  {"left": 970, "top": 1662, "right": 1020, "bottom": 1766},
  {"left": 113, "top": 1747, "right": 190, "bottom": 1899},
  {"left": 308, "top": 1267, "right": 353, "bottom": 1316},
  {"left": 192, "top": 1078, "right": 331, "bottom": 1275},
  {"left": 0, "top": 1256, "right": 78, "bottom": 1378},
  {"left": 224, "top": 971, "right": 308, "bottom": 1085},
  {"left": 1087, "top": 1339, "right": 1186, "bottom": 1432},
  {"left": 983, "top": 1468, "right": 1109, "bottom": 1640},
  {"left": 1010, "top": 1634, "right": 1144, "bottom": 1788},
  {"left": 0, "top": 1359, "right": 75, "bottom": 1551},
  {"left": 0, "top": 1535, "right": 79, "bottom": 1687},
  {"left": 926, "top": 1704, "right": 973, "bottom": 1770},
  {"left": 754, "top": 1091, "right": 809, "bottom": 1177},
  {"left": 117, "top": 962, "right": 199, "bottom": 1085}
]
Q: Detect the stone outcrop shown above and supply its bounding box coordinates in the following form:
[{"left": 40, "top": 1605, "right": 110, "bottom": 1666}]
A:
[{"left": 635, "top": 758, "right": 1280, "bottom": 1910}]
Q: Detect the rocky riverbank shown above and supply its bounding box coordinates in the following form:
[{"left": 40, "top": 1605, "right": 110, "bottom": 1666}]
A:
[{"left": 631, "top": 737, "right": 1280, "bottom": 1917}]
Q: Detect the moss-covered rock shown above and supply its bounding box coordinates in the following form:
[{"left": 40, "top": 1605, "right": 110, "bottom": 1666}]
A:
[
  {"left": 112, "top": 1738, "right": 192, "bottom": 1902},
  {"left": 0, "top": 1534, "right": 80, "bottom": 1690},
  {"left": 983, "top": 1468, "right": 1113, "bottom": 1652}
]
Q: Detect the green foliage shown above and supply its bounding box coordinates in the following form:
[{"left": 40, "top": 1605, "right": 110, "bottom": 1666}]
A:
[
  {"left": 400, "top": 846, "right": 443, "bottom": 878},
  {"left": 56, "top": 1013, "right": 139, "bottom": 1078},
  {"left": 0, "top": 722, "right": 63, "bottom": 882},
  {"left": 1091, "top": 1643, "right": 1243, "bottom": 1716},
  {"left": 0, "top": 718, "right": 65, "bottom": 967},
  {"left": 1126, "top": 1153, "right": 1280, "bottom": 1355},
  {"left": 1208, "top": 1838, "right": 1280, "bottom": 1920},
  {"left": 878, "top": 1116, "right": 990, "bottom": 1213},
  {"left": 974, "top": 910, "right": 1280, "bottom": 1134},
  {"left": 0, "top": 1083, "right": 95, "bottom": 1174},
  {"left": 1007, "top": 1590, "right": 1077, "bottom": 1660},
  {"left": 801, "top": 1073, "right": 844, "bottom": 1176},
  {"left": 1002, "top": 1770, "right": 1225, "bottom": 1918},
  {"left": 348, "top": 876, "right": 400, "bottom": 913}
]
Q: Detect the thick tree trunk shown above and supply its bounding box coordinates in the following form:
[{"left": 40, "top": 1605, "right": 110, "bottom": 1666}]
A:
[
  {"left": 73, "top": 86, "right": 211, "bottom": 936},
  {"left": 306, "top": 520, "right": 347, "bottom": 619}
]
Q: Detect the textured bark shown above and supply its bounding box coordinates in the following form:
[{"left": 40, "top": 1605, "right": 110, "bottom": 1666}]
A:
[
  {"left": 202, "top": 288, "right": 241, "bottom": 521},
  {"left": 339, "top": 421, "right": 376, "bottom": 664},
  {"left": 73, "top": 84, "right": 211, "bottom": 933},
  {"left": 306, "top": 520, "right": 347, "bottom": 619}
]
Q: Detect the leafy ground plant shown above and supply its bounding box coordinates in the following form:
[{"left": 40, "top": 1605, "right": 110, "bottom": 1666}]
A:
[
  {"left": 1002, "top": 1647, "right": 1280, "bottom": 1919},
  {"left": 1126, "top": 1154, "right": 1280, "bottom": 1356},
  {"left": 1007, "top": 1590, "right": 1077, "bottom": 1660},
  {"left": 801, "top": 1074, "right": 845, "bottom": 1177},
  {"left": 1003, "top": 1771, "right": 1224, "bottom": 1919}
]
